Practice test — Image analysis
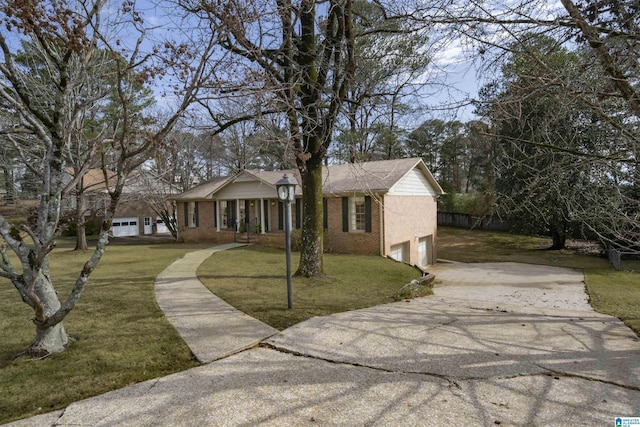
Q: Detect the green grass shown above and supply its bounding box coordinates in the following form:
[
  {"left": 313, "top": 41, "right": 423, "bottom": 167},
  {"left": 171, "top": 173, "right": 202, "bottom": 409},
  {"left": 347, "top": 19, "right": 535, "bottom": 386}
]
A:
[
  {"left": 2, "top": 228, "right": 637, "bottom": 423},
  {"left": 437, "top": 226, "right": 610, "bottom": 269},
  {"left": 585, "top": 270, "right": 640, "bottom": 334},
  {"left": 438, "top": 226, "right": 640, "bottom": 336},
  {"left": 0, "top": 243, "right": 208, "bottom": 424},
  {"left": 197, "top": 246, "right": 422, "bottom": 330}
]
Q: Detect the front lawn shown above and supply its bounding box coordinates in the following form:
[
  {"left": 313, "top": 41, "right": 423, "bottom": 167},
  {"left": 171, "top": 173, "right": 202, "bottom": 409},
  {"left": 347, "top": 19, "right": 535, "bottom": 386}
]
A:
[
  {"left": 0, "top": 243, "right": 207, "bottom": 424},
  {"left": 197, "top": 246, "right": 423, "bottom": 330}
]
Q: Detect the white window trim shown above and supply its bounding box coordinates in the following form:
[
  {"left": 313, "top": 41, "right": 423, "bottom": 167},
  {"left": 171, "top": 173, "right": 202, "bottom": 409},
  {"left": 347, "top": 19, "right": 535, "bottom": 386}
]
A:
[{"left": 350, "top": 196, "right": 366, "bottom": 233}]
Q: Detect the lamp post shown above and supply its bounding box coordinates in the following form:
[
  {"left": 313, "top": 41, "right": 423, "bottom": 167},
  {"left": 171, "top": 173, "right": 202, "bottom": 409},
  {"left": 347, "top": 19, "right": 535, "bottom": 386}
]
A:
[{"left": 275, "top": 173, "right": 297, "bottom": 309}]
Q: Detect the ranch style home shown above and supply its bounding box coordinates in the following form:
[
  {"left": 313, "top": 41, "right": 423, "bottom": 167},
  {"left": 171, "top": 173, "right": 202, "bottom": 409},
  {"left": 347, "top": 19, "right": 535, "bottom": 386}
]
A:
[{"left": 173, "top": 157, "right": 444, "bottom": 267}]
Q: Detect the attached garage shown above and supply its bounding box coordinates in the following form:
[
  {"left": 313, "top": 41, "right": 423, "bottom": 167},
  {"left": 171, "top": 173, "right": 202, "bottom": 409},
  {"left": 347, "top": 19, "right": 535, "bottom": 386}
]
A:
[
  {"left": 111, "top": 217, "right": 139, "bottom": 237},
  {"left": 389, "top": 241, "right": 409, "bottom": 263}
]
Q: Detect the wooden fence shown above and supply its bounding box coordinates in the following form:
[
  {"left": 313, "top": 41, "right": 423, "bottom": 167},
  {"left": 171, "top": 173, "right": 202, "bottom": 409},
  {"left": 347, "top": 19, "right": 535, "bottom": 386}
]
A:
[{"left": 437, "top": 212, "right": 511, "bottom": 232}]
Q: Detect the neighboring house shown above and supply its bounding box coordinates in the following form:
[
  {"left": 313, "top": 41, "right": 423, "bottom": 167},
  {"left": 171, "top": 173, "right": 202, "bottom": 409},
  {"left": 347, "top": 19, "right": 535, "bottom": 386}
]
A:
[
  {"left": 63, "top": 168, "right": 178, "bottom": 237},
  {"left": 173, "top": 158, "right": 444, "bottom": 267}
]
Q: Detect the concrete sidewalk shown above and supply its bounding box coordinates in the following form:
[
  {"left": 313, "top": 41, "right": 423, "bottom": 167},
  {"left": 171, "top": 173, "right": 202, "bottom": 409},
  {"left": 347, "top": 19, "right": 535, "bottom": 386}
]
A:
[
  {"left": 154, "top": 243, "right": 278, "bottom": 363},
  {"left": 5, "top": 257, "right": 640, "bottom": 426}
]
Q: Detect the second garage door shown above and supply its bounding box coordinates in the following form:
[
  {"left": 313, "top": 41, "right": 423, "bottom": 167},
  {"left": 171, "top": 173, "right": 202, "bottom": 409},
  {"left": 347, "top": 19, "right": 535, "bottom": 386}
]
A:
[{"left": 111, "top": 217, "right": 139, "bottom": 237}]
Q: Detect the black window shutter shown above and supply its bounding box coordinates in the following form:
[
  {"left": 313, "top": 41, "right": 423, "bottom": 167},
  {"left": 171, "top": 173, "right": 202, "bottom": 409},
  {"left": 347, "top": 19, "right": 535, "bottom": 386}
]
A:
[
  {"left": 194, "top": 202, "right": 199, "bottom": 227},
  {"left": 263, "top": 200, "right": 269, "bottom": 232},
  {"left": 278, "top": 201, "right": 284, "bottom": 230},
  {"left": 323, "top": 198, "right": 328, "bottom": 229},
  {"left": 228, "top": 200, "right": 236, "bottom": 228},
  {"left": 295, "top": 199, "right": 301, "bottom": 229},
  {"left": 342, "top": 197, "right": 349, "bottom": 232},
  {"left": 183, "top": 202, "right": 188, "bottom": 226},
  {"left": 213, "top": 201, "right": 217, "bottom": 228},
  {"left": 365, "top": 196, "right": 372, "bottom": 233}
]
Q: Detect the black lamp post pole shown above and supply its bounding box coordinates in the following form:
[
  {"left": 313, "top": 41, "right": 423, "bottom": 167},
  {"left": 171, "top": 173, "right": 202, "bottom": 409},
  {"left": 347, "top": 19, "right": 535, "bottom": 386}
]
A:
[
  {"left": 276, "top": 173, "right": 296, "bottom": 310},
  {"left": 284, "top": 198, "right": 293, "bottom": 309}
]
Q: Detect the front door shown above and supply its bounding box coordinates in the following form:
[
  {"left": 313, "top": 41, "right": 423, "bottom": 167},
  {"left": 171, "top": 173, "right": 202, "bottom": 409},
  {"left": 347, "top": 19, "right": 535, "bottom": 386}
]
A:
[{"left": 144, "top": 217, "right": 152, "bottom": 234}]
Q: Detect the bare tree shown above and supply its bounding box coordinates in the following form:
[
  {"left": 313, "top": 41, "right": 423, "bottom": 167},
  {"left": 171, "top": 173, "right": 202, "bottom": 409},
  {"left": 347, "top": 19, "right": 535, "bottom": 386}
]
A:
[
  {"left": 333, "top": 0, "right": 430, "bottom": 163},
  {"left": 178, "top": 0, "right": 357, "bottom": 277},
  {"left": 420, "top": 0, "right": 640, "bottom": 248},
  {"left": 0, "top": 0, "right": 218, "bottom": 355}
]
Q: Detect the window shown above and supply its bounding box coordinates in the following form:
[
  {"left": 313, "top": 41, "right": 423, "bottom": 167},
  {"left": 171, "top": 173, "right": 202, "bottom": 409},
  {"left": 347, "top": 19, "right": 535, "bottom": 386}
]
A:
[
  {"left": 187, "top": 202, "right": 198, "bottom": 227},
  {"left": 342, "top": 196, "right": 372, "bottom": 233},
  {"left": 219, "top": 200, "right": 236, "bottom": 229},
  {"left": 220, "top": 200, "right": 228, "bottom": 228},
  {"left": 351, "top": 196, "right": 366, "bottom": 232},
  {"left": 239, "top": 199, "right": 246, "bottom": 225}
]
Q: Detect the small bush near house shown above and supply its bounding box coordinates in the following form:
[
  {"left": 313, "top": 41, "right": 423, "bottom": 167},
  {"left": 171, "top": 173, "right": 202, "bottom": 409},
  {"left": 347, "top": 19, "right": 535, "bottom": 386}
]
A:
[{"left": 61, "top": 219, "right": 100, "bottom": 237}]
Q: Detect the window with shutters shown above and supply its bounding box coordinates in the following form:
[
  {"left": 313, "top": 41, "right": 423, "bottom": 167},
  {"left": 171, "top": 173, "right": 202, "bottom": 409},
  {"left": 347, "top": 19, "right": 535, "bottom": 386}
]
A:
[
  {"left": 342, "top": 196, "right": 371, "bottom": 233},
  {"left": 351, "top": 196, "right": 366, "bottom": 232},
  {"left": 187, "top": 202, "right": 198, "bottom": 227}
]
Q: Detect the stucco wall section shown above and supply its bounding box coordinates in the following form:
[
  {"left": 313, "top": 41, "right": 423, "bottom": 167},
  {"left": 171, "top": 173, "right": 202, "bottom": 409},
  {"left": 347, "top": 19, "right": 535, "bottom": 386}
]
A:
[{"left": 383, "top": 195, "right": 438, "bottom": 265}]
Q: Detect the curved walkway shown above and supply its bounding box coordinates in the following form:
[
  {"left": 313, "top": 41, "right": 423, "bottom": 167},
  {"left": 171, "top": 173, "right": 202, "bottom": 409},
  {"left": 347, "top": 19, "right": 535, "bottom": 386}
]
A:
[
  {"left": 5, "top": 256, "right": 640, "bottom": 426},
  {"left": 154, "top": 243, "right": 278, "bottom": 363}
]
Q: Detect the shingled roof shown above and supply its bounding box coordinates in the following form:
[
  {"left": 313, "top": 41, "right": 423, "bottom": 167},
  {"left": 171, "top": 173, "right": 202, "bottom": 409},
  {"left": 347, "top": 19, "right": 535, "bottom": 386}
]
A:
[
  {"left": 172, "top": 176, "right": 232, "bottom": 201},
  {"left": 172, "top": 158, "right": 443, "bottom": 200},
  {"left": 321, "top": 158, "right": 441, "bottom": 195}
]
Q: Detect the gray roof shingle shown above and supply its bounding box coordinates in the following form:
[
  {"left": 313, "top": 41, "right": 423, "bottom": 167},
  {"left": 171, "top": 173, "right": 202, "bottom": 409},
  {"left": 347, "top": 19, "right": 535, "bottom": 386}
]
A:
[{"left": 172, "top": 158, "right": 442, "bottom": 200}]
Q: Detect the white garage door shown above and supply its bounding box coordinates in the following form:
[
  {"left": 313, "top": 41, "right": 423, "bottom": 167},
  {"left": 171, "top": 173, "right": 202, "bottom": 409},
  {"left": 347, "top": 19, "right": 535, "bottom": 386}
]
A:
[
  {"left": 389, "top": 242, "right": 409, "bottom": 263},
  {"left": 156, "top": 217, "right": 169, "bottom": 234},
  {"left": 418, "top": 236, "right": 431, "bottom": 266},
  {"left": 111, "top": 217, "right": 139, "bottom": 237}
]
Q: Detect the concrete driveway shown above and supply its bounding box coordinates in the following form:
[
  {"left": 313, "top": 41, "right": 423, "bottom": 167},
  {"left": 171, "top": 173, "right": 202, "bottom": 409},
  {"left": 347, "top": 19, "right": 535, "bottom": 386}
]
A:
[
  {"left": 429, "top": 261, "right": 593, "bottom": 311},
  {"left": 5, "top": 259, "right": 640, "bottom": 426}
]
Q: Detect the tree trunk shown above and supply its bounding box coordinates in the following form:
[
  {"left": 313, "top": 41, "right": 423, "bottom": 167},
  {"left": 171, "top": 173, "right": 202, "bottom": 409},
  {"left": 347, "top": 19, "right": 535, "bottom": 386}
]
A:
[
  {"left": 295, "top": 160, "right": 324, "bottom": 277},
  {"left": 28, "top": 270, "right": 71, "bottom": 356},
  {"left": 74, "top": 183, "right": 88, "bottom": 250},
  {"left": 75, "top": 221, "right": 88, "bottom": 251},
  {"left": 549, "top": 224, "right": 567, "bottom": 250},
  {"left": 3, "top": 166, "right": 15, "bottom": 204}
]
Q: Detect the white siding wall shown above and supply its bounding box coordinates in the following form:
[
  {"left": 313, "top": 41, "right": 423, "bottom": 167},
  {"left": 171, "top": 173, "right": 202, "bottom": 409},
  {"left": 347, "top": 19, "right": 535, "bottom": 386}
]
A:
[
  {"left": 215, "top": 181, "right": 276, "bottom": 199},
  {"left": 388, "top": 168, "right": 437, "bottom": 196}
]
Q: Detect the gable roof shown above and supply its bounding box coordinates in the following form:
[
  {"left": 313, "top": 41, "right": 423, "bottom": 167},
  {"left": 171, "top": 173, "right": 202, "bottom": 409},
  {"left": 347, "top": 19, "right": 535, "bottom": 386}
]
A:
[
  {"left": 321, "top": 158, "right": 443, "bottom": 195},
  {"left": 120, "top": 170, "right": 182, "bottom": 195},
  {"left": 65, "top": 168, "right": 117, "bottom": 192},
  {"left": 172, "top": 158, "right": 443, "bottom": 200},
  {"left": 172, "top": 176, "right": 232, "bottom": 201}
]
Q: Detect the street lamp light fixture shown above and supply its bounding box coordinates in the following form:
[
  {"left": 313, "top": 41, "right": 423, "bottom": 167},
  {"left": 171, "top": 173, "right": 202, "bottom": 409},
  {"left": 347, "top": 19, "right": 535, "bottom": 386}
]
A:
[
  {"left": 275, "top": 173, "right": 297, "bottom": 309},
  {"left": 276, "top": 174, "right": 297, "bottom": 202}
]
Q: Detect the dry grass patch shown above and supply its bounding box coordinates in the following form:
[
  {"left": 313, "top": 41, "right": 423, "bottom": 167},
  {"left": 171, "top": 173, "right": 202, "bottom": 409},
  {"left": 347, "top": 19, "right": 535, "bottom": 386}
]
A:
[
  {"left": 197, "top": 246, "right": 422, "bottom": 330},
  {"left": 437, "top": 226, "right": 610, "bottom": 269},
  {"left": 0, "top": 243, "right": 208, "bottom": 424}
]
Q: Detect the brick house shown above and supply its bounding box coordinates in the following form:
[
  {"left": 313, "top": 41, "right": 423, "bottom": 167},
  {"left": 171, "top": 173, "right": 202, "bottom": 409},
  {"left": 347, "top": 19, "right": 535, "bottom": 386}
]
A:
[
  {"left": 173, "top": 158, "right": 444, "bottom": 267},
  {"left": 63, "top": 169, "right": 177, "bottom": 237}
]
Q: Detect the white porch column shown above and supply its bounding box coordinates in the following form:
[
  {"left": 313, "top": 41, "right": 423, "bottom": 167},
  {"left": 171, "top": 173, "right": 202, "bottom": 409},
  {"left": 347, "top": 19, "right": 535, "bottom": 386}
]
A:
[
  {"left": 260, "top": 198, "right": 266, "bottom": 234},
  {"left": 215, "top": 200, "right": 221, "bottom": 232},
  {"left": 379, "top": 196, "right": 385, "bottom": 257},
  {"left": 236, "top": 199, "right": 241, "bottom": 231}
]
